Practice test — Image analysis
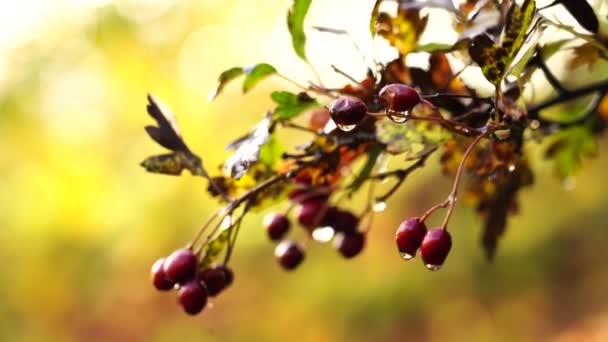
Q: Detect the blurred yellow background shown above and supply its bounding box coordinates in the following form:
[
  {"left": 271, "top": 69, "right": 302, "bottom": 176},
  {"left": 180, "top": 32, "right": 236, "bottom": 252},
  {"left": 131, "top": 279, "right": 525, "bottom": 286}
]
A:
[{"left": 1, "top": 0, "right": 608, "bottom": 341}]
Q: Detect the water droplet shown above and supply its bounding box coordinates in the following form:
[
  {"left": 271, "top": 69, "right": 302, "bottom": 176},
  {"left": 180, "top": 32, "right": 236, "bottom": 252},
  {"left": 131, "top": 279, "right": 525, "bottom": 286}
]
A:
[
  {"left": 387, "top": 110, "right": 409, "bottom": 123},
  {"left": 373, "top": 201, "right": 386, "bottom": 212},
  {"left": 312, "top": 227, "right": 335, "bottom": 243},
  {"left": 337, "top": 124, "right": 356, "bottom": 132},
  {"left": 508, "top": 164, "right": 516, "bottom": 172},
  {"left": 530, "top": 120, "right": 540, "bottom": 130},
  {"left": 425, "top": 263, "right": 442, "bottom": 271},
  {"left": 400, "top": 252, "right": 414, "bottom": 261}
]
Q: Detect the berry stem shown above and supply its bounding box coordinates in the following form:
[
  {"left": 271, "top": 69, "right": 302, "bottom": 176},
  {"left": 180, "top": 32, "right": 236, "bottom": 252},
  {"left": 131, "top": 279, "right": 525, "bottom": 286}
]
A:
[{"left": 439, "top": 127, "right": 492, "bottom": 230}]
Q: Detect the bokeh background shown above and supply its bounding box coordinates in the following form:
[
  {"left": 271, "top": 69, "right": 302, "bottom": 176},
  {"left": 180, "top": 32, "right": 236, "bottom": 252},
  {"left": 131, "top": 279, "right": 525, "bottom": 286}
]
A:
[{"left": 1, "top": 0, "right": 608, "bottom": 341}]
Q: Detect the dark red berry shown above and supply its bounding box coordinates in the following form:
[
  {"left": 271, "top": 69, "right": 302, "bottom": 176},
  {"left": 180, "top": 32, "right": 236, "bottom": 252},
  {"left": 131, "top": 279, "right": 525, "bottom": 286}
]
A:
[
  {"left": 333, "top": 231, "right": 365, "bottom": 258},
  {"left": 379, "top": 84, "right": 420, "bottom": 112},
  {"left": 420, "top": 228, "right": 452, "bottom": 270},
  {"left": 151, "top": 257, "right": 174, "bottom": 291},
  {"left": 200, "top": 264, "right": 229, "bottom": 296},
  {"left": 395, "top": 218, "right": 428, "bottom": 259},
  {"left": 275, "top": 240, "right": 305, "bottom": 271},
  {"left": 322, "top": 208, "right": 359, "bottom": 234},
  {"left": 178, "top": 280, "right": 208, "bottom": 315},
  {"left": 264, "top": 213, "right": 291, "bottom": 241},
  {"left": 329, "top": 96, "right": 367, "bottom": 129},
  {"left": 220, "top": 264, "right": 234, "bottom": 286},
  {"left": 163, "top": 248, "right": 198, "bottom": 283},
  {"left": 297, "top": 198, "right": 325, "bottom": 228}
]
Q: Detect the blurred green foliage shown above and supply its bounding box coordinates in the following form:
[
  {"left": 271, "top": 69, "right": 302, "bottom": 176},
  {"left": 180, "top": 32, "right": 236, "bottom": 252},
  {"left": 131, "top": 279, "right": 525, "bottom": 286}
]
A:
[{"left": 1, "top": 1, "right": 608, "bottom": 341}]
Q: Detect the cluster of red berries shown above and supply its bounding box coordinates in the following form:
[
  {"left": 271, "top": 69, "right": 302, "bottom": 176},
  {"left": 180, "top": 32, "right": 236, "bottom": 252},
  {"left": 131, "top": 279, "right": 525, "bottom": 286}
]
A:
[
  {"left": 329, "top": 83, "right": 422, "bottom": 131},
  {"left": 264, "top": 182, "right": 366, "bottom": 270},
  {"left": 151, "top": 248, "right": 233, "bottom": 315},
  {"left": 395, "top": 218, "right": 452, "bottom": 270}
]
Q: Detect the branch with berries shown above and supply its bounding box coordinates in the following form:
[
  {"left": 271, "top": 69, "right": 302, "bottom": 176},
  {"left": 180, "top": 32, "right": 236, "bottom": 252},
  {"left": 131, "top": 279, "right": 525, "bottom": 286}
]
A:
[{"left": 143, "top": 0, "right": 608, "bottom": 315}]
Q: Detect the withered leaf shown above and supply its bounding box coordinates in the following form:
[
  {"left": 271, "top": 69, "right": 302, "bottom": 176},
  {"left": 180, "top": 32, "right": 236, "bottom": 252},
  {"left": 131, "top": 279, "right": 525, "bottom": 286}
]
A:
[
  {"left": 559, "top": 0, "right": 599, "bottom": 33},
  {"left": 224, "top": 115, "right": 272, "bottom": 179},
  {"left": 376, "top": 8, "right": 428, "bottom": 56},
  {"left": 140, "top": 151, "right": 204, "bottom": 176},
  {"left": 145, "top": 94, "right": 189, "bottom": 152}
]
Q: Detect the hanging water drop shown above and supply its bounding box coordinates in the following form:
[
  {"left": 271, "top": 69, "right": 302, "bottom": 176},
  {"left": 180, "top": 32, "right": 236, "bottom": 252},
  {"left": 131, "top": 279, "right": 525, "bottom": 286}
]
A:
[
  {"left": 508, "top": 164, "right": 516, "bottom": 172},
  {"left": 387, "top": 110, "right": 409, "bottom": 123},
  {"left": 400, "top": 252, "right": 414, "bottom": 261},
  {"left": 425, "top": 263, "right": 442, "bottom": 271},
  {"left": 337, "top": 124, "right": 356, "bottom": 132}
]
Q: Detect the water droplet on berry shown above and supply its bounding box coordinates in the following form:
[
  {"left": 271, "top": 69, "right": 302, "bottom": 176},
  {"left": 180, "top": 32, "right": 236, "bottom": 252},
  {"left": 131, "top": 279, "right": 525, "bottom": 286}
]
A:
[
  {"left": 387, "top": 110, "right": 409, "bottom": 123},
  {"left": 399, "top": 252, "right": 414, "bottom": 261},
  {"left": 337, "top": 123, "right": 356, "bottom": 132},
  {"left": 312, "top": 226, "right": 335, "bottom": 243},
  {"left": 425, "top": 263, "right": 442, "bottom": 271},
  {"left": 373, "top": 201, "right": 386, "bottom": 212},
  {"left": 508, "top": 164, "right": 516, "bottom": 172},
  {"left": 530, "top": 120, "right": 540, "bottom": 130}
]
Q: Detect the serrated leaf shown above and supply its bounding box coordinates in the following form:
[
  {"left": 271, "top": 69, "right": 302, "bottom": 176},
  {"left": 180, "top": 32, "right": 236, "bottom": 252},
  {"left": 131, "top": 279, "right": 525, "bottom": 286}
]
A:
[
  {"left": 224, "top": 116, "right": 272, "bottom": 179},
  {"left": 243, "top": 63, "right": 277, "bottom": 93},
  {"left": 469, "top": 0, "right": 536, "bottom": 85},
  {"left": 208, "top": 67, "right": 245, "bottom": 101},
  {"left": 500, "top": 0, "right": 536, "bottom": 61},
  {"left": 145, "top": 94, "right": 188, "bottom": 152},
  {"left": 140, "top": 151, "right": 204, "bottom": 176},
  {"left": 545, "top": 124, "right": 598, "bottom": 178},
  {"left": 347, "top": 144, "right": 383, "bottom": 195},
  {"left": 370, "top": 0, "right": 383, "bottom": 35},
  {"left": 559, "top": 0, "right": 599, "bottom": 33},
  {"left": 376, "top": 8, "right": 428, "bottom": 56},
  {"left": 287, "top": 0, "right": 312, "bottom": 61},
  {"left": 200, "top": 228, "right": 231, "bottom": 269},
  {"left": 271, "top": 91, "right": 318, "bottom": 120}
]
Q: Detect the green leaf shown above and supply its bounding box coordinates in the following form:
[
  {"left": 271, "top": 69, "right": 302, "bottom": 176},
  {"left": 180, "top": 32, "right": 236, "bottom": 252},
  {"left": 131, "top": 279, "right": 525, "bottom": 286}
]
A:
[
  {"left": 259, "top": 134, "right": 284, "bottom": 168},
  {"left": 271, "top": 91, "right": 318, "bottom": 120},
  {"left": 200, "top": 228, "right": 231, "bottom": 269},
  {"left": 370, "top": 0, "right": 383, "bottom": 35},
  {"left": 347, "top": 144, "right": 383, "bottom": 195},
  {"left": 413, "top": 42, "right": 454, "bottom": 53},
  {"left": 545, "top": 124, "right": 598, "bottom": 178},
  {"left": 501, "top": 0, "right": 536, "bottom": 61},
  {"left": 287, "top": 0, "right": 312, "bottom": 61},
  {"left": 376, "top": 9, "right": 428, "bottom": 56},
  {"left": 140, "top": 151, "right": 204, "bottom": 176},
  {"left": 208, "top": 67, "right": 244, "bottom": 101},
  {"left": 242, "top": 63, "right": 277, "bottom": 93},
  {"left": 375, "top": 119, "right": 445, "bottom": 156}
]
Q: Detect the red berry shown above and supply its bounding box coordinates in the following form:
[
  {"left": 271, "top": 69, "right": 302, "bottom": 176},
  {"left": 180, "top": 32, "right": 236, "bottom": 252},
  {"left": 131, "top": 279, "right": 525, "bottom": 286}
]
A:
[
  {"left": 275, "top": 240, "right": 305, "bottom": 271},
  {"left": 395, "top": 218, "right": 428, "bottom": 260},
  {"left": 151, "top": 257, "right": 174, "bottom": 291},
  {"left": 220, "top": 264, "right": 234, "bottom": 286},
  {"left": 329, "top": 96, "right": 367, "bottom": 130},
  {"left": 322, "top": 208, "right": 359, "bottom": 234},
  {"left": 163, "top": 248, "right": 198, "bottom": 283},
  {"left": 333, "top": 231, "right": 365, "bottom": 258},
  {"left": 420, "top": 228, "right": 452, "bottom": 270},
  {"left": 200, "top": 264, "right": 230, "bottom": 297},
  {"left": 297, "top": 198, "right": 325, "bottom": 228},
  {"left": 178, "top": 280, "right": 208, "bottom": 315},
  {"left": 379, "top": 84, "right": 420, "bottom": 112},
  {"left": 264, "top": 213, "right": 291, "bottom": 241}
]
